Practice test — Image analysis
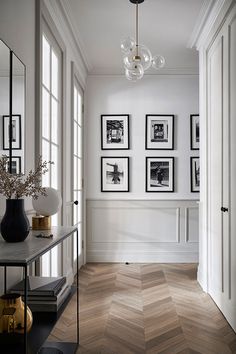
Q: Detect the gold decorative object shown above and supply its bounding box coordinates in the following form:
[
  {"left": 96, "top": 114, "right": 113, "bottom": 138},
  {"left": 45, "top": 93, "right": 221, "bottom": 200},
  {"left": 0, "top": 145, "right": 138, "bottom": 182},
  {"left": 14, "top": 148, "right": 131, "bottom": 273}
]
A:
[
  {"left": 32, "top": 215, "right": 51, "bottom": 230},
  {"left": 0, "top": 293, "right": 33, "bottom": 334}
]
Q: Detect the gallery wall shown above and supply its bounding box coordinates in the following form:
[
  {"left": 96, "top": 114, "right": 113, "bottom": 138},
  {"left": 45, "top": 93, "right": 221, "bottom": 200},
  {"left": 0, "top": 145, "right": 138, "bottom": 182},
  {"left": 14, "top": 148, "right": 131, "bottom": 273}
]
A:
[
  {"left": 85, "top": 75, "right": 199, "bottom": 200},
  {"left": 85, "top": 74, "right": 200, "bottom": 262}
]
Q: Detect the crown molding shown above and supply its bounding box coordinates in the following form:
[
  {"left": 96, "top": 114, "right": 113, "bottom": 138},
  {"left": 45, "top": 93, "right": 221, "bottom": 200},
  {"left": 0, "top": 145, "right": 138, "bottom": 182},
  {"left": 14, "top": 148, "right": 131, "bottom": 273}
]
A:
[
  {"left": 88, "top": 66, "right": 199, "bottom": 77},
  {"left": 57, "top": 0, "right": 93, "bottom": 73},
  {"left": 187, "top": 0, "right": 216, "bottom": 49},
  {"left": 190, "top": 0, "right": 235, "bottom": 50}
]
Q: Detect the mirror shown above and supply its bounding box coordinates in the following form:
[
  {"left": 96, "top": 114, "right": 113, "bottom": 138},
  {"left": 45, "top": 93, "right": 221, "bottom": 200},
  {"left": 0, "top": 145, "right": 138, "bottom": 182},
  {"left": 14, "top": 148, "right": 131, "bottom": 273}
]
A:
[{"left": 0, "top": 39, "right": 25, "bottom": 174}]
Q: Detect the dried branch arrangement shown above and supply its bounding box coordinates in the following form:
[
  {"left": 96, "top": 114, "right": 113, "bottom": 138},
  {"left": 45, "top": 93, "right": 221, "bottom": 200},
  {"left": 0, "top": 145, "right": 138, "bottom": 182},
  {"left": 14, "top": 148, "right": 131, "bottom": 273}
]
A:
[{"left": 0, "top": 156, "right": 53, "bottom": 199}]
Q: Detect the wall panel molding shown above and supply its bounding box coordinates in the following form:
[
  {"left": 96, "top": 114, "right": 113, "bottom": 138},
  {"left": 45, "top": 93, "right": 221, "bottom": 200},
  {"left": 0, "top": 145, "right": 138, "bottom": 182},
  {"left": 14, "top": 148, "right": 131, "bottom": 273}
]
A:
[{"left": 87, "top": 199, "right": 199, "bottom": 263}]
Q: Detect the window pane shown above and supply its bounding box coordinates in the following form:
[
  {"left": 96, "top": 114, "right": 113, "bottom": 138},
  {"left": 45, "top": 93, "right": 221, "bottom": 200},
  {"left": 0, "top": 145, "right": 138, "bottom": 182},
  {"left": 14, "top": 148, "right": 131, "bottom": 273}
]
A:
[
  {"left": 74, "top": 121, "right": 78, "bottom": 156},
  {"left": 73, "top": 224, "right": 81, "bottom": 261},
  {"left": 42, "top": 88, "right": 50, "bottom": 139},
  {"left": 77, "top": 158, "right": 82, "bottom": 189},
  {"left": 51, "top": 213, "right": 58, "bottom": 226},
  {"left": 73, "top": 191, "right": 78, "bottom": 225},
  {"left": 42, "top": 139, "right": 50, "bottom": 187},
  {"left": 51, "top": 144, "right": 58, "bottom": 189},
  {"left": 78, "top": 126, "right": 82, "bottom": 158},
  {"left": 73, "top": 157, "right": 78, "bottom": 190},
  {"left": 51, "top": 49, "right": 58, "bottom": 98},
  {"left": 42, "top": 35, "right": 50, "bottom": 90},
  {"left": 51, "top": 97, "right": 58, "bottom": 144},
  {"left": 74, "top": 87, "right": 77, "bottom": 122},
  {"left": 77, "top": 93, "right": 82, "bottom": 126},
  {"left": 51, "top": 246, "right": 58, "bottom": 276},
  {"left": 42, "top": 252, "right": 50, "bottom": 277}
]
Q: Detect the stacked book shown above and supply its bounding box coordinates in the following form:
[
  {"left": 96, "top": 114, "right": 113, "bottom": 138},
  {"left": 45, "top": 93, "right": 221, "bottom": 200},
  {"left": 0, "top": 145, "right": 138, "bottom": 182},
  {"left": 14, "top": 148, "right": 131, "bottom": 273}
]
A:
[{"left": 10, "top": 276, "right": 71, "bottom": 312}]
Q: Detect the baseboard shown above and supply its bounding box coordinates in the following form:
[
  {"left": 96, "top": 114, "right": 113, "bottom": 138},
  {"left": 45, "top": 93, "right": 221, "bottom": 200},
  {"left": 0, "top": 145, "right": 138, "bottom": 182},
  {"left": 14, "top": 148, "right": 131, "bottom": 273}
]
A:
[
  {"left": 197, "top": 265, "right": 208, "bottom": 292},
  {"left": 86, "top": 251, "right": 199, "bottom": 263}
]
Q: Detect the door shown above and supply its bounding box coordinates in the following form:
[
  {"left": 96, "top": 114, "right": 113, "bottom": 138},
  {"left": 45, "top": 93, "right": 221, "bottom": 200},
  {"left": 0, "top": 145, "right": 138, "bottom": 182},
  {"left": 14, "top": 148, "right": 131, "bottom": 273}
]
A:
[
  {"left": 40, "top": 24, "right": 63, "bottom": 277},
  {"left": 72, "top": 72, "right": 84, "bottom": 270},
  {"left": 207, "top": 5, "right": 236, "bottom": 330}
]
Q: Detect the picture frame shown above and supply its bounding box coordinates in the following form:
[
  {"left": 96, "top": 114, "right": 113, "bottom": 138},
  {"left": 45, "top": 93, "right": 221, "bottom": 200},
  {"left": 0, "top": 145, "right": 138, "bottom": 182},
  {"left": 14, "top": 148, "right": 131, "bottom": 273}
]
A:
[
  {"left": 101, "top": 114, "right": 130, "bottom": 150},
  {"left": 7, "top": 156, "right": 21, "bottom": 175},
  {"left": 101, "top": 156, "right": 129, "bottom": 192},
  {"left": 190, "top": 157, "right": 200, "bottom": 192},
  {"left": 3, "top": 114, "right": 22, "bottom": 150},
  {"left": 190, "top": 114, "right": 199, "bottom": 150},
  {"left": 145, "top": 114, "right": 174, "bottom": 150},
  {"left": 146, "top": 157, "right": 174, "bottom": 192}
]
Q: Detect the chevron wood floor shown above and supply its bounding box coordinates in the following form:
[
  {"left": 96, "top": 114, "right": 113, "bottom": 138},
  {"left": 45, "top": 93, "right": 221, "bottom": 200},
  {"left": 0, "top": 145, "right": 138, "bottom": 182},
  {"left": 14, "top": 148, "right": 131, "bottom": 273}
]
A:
[{"left": 48, "top": 264, "right": 236, "bottom": 354}]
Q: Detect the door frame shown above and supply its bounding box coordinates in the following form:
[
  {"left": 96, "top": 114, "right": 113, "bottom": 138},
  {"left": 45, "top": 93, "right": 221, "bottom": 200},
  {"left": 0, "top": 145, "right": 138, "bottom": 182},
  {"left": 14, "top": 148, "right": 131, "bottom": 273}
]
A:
[{"left": 71, "top": 61, "right": 85, "bottom": 270}]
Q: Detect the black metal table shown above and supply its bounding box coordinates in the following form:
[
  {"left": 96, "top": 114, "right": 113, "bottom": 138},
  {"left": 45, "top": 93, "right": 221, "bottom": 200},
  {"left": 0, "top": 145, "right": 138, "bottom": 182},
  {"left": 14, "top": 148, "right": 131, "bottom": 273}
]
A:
[{"left": 0, "top": 226, "right": 79, "bottom": 354}]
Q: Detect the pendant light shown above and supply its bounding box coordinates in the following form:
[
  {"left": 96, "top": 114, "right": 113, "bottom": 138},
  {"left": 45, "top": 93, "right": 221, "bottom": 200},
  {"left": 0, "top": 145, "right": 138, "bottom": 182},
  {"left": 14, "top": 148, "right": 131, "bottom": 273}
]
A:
[{"left": 121, "top": 0, "right": 165, "bottom": 81}]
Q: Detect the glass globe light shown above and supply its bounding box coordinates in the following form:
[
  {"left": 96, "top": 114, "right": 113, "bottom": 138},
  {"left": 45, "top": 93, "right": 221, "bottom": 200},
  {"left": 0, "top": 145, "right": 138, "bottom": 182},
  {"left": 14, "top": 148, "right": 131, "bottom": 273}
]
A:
[
  {"left": 123, "top": 45, "right": 152, "bottom": 71},
  {"left": 152, "top": 55, "right": 165, "bottom": 69},
  {"left": 125, "top": 62, "right": 144, "bottom": 81},
  {"left": 139, "top": 45, "right": 152, "bottom": 71},
  {"left": 120, "top": 37, "right": 135, "bottom": 54}
]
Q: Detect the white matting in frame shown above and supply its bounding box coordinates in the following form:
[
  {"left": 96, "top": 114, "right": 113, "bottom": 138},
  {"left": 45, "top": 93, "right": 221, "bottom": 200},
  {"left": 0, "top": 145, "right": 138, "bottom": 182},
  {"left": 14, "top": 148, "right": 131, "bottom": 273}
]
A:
[{"left": 101, "top": 156, "right": 129, "bottom": 192}]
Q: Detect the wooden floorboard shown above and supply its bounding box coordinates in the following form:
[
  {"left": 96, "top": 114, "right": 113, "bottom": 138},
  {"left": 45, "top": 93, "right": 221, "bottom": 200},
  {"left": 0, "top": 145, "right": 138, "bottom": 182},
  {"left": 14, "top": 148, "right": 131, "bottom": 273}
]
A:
[{"left": 47, "top": 263, "right": 236, "bottom": 354}]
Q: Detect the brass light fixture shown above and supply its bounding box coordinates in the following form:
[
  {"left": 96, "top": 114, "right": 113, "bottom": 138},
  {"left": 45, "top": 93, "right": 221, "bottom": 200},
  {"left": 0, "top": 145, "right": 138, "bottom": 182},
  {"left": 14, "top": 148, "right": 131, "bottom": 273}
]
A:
[{"left": 121, "top": 0, "right": 165, "bottom": 81}]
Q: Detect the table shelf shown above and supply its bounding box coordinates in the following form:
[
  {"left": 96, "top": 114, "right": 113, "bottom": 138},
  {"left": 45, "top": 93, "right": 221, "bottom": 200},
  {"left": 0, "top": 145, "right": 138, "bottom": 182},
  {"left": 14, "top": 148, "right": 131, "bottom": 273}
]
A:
[{"left": 0, "top": 227, "right": 79, "bottom": 354}]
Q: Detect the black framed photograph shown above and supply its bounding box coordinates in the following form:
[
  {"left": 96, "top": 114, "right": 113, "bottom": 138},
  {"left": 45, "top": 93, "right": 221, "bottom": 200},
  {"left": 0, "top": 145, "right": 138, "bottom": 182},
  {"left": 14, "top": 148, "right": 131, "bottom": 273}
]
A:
[
  {"left": 7, "top": 156, "right": 21, "bottom": 174},
  {"left": 101, "top": 157, "right": 129, "bottom": 192},
  {"left": 145, "top": 114, "right": 174, "bottom": 150},
  {"left": 190, "top": 114, "right": 199, "bottom": 150},
  {"left": 101, "top": 114, "right": 129, "bottom": 150},
  {"left": 3, "top": 114, "right": 22, "bottom": 150},
  {"left": 190, "top": 157, "right": 200, "bottom": 192},
  {"left": 146, "top": 157, "right": 174, "bottom": 192}
]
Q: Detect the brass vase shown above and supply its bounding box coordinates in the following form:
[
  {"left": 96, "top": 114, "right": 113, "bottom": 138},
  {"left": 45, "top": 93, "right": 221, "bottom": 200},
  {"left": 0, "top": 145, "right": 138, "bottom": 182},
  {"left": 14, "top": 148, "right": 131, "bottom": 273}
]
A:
[{"left": 0, "top": 293, "right": 33, "bottom": 334}]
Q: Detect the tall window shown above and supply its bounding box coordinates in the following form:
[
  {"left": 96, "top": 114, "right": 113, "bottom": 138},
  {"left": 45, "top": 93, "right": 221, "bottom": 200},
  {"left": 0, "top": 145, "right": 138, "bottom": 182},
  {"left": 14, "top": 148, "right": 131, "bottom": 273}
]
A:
[
  {"left": 41, "top": 29, "right": 62, "bottom": 277},
  {"left": 73, "top": 80, "right": 83, "bottom": 268}
]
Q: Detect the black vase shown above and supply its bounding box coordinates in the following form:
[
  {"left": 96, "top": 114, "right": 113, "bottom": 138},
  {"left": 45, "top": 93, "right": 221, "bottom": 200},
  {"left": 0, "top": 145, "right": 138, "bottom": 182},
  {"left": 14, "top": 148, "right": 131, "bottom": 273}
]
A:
[{"left": 0, "top": 199, "right": 30, "bottom": 242}]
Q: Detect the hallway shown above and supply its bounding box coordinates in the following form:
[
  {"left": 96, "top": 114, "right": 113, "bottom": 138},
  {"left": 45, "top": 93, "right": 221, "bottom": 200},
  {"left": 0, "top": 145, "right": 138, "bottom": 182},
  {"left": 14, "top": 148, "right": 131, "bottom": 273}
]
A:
[{"left": 50, "top": 263, "right": 236, "bottom": 353}]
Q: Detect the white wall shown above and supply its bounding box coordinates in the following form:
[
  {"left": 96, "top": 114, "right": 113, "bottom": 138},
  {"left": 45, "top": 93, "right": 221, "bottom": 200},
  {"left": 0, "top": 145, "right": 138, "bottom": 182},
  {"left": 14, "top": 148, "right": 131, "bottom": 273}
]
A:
[
  {"left": 85, "top": 75, "right": 199, "bottom": 200},
  {"left": 85, "top": 75, "right": 199, "bottom": 262}
]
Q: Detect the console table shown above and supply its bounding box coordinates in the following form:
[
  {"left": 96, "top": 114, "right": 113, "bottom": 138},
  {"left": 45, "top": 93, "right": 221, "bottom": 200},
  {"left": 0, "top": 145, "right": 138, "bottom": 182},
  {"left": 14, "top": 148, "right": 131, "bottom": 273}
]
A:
[{"left": 0, "top": 226, "right": 79, "bottom": 354}]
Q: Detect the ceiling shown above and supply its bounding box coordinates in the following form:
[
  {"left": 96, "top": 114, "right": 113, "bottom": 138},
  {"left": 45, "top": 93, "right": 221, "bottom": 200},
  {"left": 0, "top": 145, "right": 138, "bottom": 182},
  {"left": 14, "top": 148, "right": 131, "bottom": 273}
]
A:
[{"left": 67, "top": 0, "right": 207, "bottom": 75}]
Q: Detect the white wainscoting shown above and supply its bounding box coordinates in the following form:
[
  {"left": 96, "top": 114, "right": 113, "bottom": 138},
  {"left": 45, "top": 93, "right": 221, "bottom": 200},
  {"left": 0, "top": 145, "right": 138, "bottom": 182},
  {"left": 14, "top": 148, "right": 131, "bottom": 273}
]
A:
[{"left": 86, "top": 200, "right": 199, "bottom": 263}]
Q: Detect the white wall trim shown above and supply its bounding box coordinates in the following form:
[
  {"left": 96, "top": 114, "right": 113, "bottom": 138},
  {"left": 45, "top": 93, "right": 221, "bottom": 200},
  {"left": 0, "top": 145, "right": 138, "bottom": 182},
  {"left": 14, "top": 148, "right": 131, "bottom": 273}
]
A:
[
  {"left": 88, "top": 67, "right": 199, "bottom": 77},
  {"left": 188, "top": 0, "right": 216, "bottom": 49},
  {"left": 195, "top": 0, "right": 235, "bottom": 50},
  {"left": 57, "top": 0, "right": 92, "bottom": 73},
  {"left": 87, "top": 199, "right": 199, "bottom": 263},
  {"left": 43, "top": 0, "right": 88, "bottom": 88},
  {"left": 87, "top": 250, "right": 199, "bottom": 263}
]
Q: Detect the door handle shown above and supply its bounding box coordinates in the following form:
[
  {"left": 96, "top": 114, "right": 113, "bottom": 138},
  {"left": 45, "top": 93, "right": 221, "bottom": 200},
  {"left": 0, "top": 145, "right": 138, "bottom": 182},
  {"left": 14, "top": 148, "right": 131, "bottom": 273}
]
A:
[
  {"left": 221, "top": 207, "right": 228, "bottom": 212},
  {"left": 74, "top": 200, "right": 79, "bottom": 205}
]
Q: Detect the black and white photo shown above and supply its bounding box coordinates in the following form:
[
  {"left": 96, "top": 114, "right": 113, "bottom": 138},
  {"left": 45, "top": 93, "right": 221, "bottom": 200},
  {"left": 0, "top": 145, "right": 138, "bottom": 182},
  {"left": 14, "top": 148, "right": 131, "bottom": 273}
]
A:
[
  {"left": 7, "top": 156, "right": 21, "bottom": 174},
  {"left": 146, "top": 115, "right": 174, "bottom": 150},
  {"left": 3, "top": 114, "right": 22, "bottom": 150},
  {"left": 101, "top": 157, "right": 129, "bottom": 192},
  {"left": 101, "top": 114, "right": 129, "bottom": 150},
  {"left": 190, "top": 157, "right": 200, "bottom": 192},
  {"left": 146, "top": 157, "right": 174, "bottom": 192},
  {"left": 190, "top": 114, "right": 199, "bottom": 150}
]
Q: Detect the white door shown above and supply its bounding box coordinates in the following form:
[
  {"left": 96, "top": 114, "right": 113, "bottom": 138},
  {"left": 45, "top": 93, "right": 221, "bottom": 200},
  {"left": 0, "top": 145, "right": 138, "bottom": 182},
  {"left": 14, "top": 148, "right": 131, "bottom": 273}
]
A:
[
  {"left": 207, "top": 5, "right": 236, "bottom": 330},
  {"left": 40, "top": 24, "right": 63, "bottom": 277},
  {"left": 72, "top": 73, "right": 84, "bottom": 270}
]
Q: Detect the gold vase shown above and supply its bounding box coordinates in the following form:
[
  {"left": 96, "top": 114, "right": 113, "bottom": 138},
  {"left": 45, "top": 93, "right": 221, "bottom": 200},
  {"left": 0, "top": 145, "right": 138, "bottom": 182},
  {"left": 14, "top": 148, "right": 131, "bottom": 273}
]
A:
[{"left": 0, "top": 293, "right": 33, "bottom": 334}]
